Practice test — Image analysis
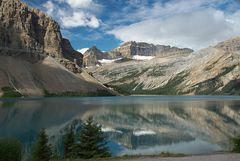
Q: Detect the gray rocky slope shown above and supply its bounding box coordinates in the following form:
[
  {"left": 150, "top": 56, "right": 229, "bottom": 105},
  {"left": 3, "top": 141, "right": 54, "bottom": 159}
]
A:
[
  {"left": 89, "top": 37, "right": 240, "bottom": 95},
  {"left": 0, "top": 0, "right": 114, "bottom": 96}
]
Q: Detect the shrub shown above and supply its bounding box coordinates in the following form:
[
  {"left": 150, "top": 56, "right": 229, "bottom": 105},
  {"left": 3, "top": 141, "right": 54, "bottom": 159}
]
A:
[{"left": 0, "top": 138, "right": 22, "bottom": 161}]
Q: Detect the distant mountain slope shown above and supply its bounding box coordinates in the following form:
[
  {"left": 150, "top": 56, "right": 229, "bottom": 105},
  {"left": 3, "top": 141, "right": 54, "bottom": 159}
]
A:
[
  {"left": 82, "top": 42, "right": 193, "bottom": 67},
  {"left": 90, "top": 37, "right": 240, "bottom": 95},
  {"left": 0, "top": 0, "right": 114, "bottom": 96}
]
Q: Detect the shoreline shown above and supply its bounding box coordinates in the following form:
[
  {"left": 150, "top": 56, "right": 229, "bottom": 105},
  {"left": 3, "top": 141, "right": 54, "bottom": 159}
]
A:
[{"left": 54, "top": 152, "right": 239, "bottom": 161}]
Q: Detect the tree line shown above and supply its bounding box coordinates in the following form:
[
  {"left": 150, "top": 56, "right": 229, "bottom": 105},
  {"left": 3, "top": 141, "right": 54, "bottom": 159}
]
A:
[{"left": 0, "top": 117, "right": 111, "bottom": 161}]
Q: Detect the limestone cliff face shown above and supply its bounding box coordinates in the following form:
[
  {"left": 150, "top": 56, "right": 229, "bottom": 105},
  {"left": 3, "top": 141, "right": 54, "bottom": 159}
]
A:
[
  {"left": 111, "top": 41, "right": 193, "bottom": 58},
  {"left": 0, "top": 0, "right": 82, "bottom": 65}
]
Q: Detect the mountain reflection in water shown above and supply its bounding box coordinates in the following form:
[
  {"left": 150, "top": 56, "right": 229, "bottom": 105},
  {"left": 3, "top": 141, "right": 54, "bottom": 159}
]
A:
[{"left": 0, "top": 96, "right": 240, "bottom": 156}]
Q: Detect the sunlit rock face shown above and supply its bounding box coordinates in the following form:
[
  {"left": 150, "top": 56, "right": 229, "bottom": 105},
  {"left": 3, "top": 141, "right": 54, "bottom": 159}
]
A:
[
  {"left": 0, "top": 0, "right": 82, "bottom": 65},
  {"left": 91, "top": 37, "right": 240, "bottom": 95},
  {"left": 110, "top": 41, "right": 193, "bottom": 58},
  {"left": 1, "top": 97, "right": 239, "bottom": 156}
]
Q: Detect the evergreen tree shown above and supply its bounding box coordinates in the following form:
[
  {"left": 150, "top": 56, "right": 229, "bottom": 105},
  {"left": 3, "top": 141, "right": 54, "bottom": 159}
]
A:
[
  {"left": 63, "top": 127, "right": 76, "bottom": 158},
  {"left": 32, "top": 129, "right": 52, "bottom": 161},
  {"left": 76, "top": 117, "right": 111, "bottom": 159},
  {"left": 232, "top": 136, "right": 240, "bottom": 152}
]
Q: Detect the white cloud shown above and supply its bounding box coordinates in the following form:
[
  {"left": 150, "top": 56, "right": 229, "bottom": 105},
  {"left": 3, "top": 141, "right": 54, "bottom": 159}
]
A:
[
  {"left": 42, "top": 1, "right": 55, "bottom": 15},
  {"left": 106, "top": 0, "right": 227, "bottom": 27},
  {"left": 42, "top": 0, "right": 101, "bottom": 28},
  {"left": 109, "top": 9, "right": 240, "bottom": 50},
  {"left": 65, "top": 0, "right": 93, "bottom": 9},
  {"left": 60, "top": 11, "right": 100, "bottom": 28}
]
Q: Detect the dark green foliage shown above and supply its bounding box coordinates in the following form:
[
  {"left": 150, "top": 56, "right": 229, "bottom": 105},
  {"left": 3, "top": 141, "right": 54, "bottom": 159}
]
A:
[
  {"left": 63, "top": 128, "right": 76, "bottom": 159},
  {"left": 231, "top": 136, "right": 240, "bottom": 153},
  {"left": 147, "top": 72, "right": 188, "bottom": 95},
  {"left": 109, "top": 68, "right": 149, "bottom": 84},
  {"left": 195, "top": 77, "right": 223, "bottom": 95},
  {"left": 195, "top": 65, "right": 237, "bottom": 95},
  {"left": 147, "top": 66, "right": 167, "bottom": 77},
  {"left": 219, "top": 65, "right": 237, "bottom": 77},
  {"left": 51, "top": 149, "right": 61, "bottom": 160},
  {"left": 0, "top": 138, "right": 22, "bottom": 161},
  {"left": 32, "top": 129, "right": 52, "bottom": 161},
  {"left": 103, "top": 84, "right": 131, "bottom": 95},
  {"left": 108, "top": 72, "right": 188, "bottom": 95},
  {"left": 1, "top": 87, "right": 23, "bottom": 98},
  {"left": 220, "top": 79, "right": 240, "bottom": 95},
  {"left": 76, "top": 117, "right": 111, "bottom": 159},
  {"left": 44, "top": 90, "right": 115, "bottom": 97}
]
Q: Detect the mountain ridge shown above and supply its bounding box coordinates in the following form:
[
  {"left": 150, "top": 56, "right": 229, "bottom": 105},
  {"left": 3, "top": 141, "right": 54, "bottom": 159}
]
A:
[
  {"left": 89, "top": 36, "right": 240, "bottom": 95},
  {"left": 82, "top": 41, "right": 194, "bottom": 67}
]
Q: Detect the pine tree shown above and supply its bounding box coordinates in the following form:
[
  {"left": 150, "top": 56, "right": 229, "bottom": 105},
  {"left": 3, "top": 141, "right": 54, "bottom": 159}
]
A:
[
  {"left": 76, "top": 117, "right": 111, "bottom": 159},
  {"left": 32, "top": 129, "right": 52, "bottom": 161},
  {"left": 232, "top": 136, "right": 240, "bottom": 152},
  {"left": 63, "top": 127, "right": 76, "bottom": 158}
]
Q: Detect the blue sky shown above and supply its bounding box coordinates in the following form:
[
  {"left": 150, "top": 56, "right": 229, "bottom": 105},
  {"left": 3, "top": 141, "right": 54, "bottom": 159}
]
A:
[{"left": 23, "top": 0, "right": 240, "bottom": 53}]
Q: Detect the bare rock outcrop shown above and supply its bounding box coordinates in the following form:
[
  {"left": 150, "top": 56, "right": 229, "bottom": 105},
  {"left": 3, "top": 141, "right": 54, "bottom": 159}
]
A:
[
  {"left": 111, "top": 41, "right": 193, "bottom": 58},
  {"left": 0, "top": 0, "right": 82, "bottom": 66}
]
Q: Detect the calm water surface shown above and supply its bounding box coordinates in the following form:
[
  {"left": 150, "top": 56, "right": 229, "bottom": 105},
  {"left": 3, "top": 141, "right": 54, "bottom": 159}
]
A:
[{"left": 0, "top": 96, "right": 240, "bottom": 156}]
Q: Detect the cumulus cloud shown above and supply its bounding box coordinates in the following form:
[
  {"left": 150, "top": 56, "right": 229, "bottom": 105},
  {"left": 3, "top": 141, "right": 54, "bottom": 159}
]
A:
[
  {"left": 64, "top": 0, "right": 99, "bottom": 9},
  {"left": 60, "top": 11, "right": 100, "bottom": 28},
  {"left": 65, "top": 0, "right": 92, "bottom": 8},
  {"left": 42, "top": 1, "right": 54, "bottom": 15},
  {"left": 109, "top": 8, "right": 240, "bottom": 50},
  {"left": 42, "top": 0, "right": 101, "bottom": 28}
]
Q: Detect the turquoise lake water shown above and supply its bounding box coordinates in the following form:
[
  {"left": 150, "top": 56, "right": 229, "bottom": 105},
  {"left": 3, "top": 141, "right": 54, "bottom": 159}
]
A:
[{"left": 0, "top": 96, "right": 240, "bottom": 156}]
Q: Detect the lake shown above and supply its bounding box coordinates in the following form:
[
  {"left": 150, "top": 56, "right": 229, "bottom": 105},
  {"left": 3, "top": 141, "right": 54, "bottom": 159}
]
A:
[{"left": 0, "top": 96, "right": 240, "bottom": 156}]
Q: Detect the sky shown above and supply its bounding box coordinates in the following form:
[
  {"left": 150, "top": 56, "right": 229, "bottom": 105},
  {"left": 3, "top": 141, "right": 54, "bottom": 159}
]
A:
[{"left": 23, "top": 0, "right": 240, "bottom": 52}]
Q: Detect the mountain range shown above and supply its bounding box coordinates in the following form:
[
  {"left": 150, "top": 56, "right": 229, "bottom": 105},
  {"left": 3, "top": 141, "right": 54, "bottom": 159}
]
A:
[
  {"left": 86, "top": 37, "right": 240, "bottom": 95},
  {"left": 0, "top": 0, "right": 239, "bottom": 96}
]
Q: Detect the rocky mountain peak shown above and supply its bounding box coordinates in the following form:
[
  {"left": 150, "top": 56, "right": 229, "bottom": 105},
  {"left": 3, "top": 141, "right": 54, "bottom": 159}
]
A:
[
  {"left": 83, "top": 46, "right": 105, "bottom": 67},
  {"left": 112, "top": 41, "right": 193, "bottom": 58},
  {"left": 87, "top": 46, "right": 102, "bottom": 54},
  {"left": 0, "top": 0, "right": 83, "bottom": 66}
]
